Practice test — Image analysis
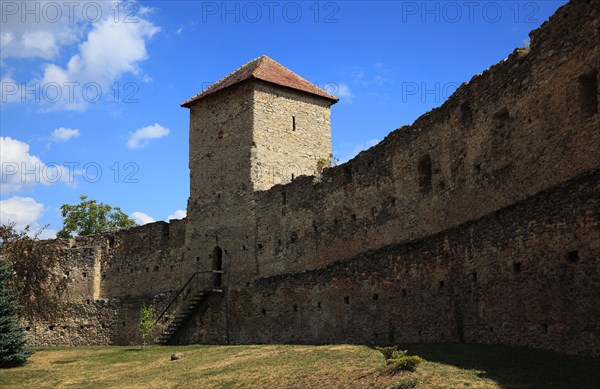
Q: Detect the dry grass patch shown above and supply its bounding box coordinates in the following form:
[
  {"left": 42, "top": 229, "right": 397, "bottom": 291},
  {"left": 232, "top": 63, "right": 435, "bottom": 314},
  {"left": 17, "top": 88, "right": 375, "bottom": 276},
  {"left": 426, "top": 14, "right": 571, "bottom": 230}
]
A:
[{"left": 0, "top": 343, "right": 597, "bottom": 388}]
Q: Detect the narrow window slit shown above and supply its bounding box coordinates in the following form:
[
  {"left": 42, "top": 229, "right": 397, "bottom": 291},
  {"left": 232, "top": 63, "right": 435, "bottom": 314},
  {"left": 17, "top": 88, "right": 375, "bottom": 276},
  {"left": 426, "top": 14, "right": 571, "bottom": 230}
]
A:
[
  {"left": 567, "top": 250, "right": 580, "bottom": 262},
  {"left": 513, "top": 262, "right": 522, "bottom": 274},
  {"left": 578, "top": 71, "right": 598, "bottom": 117},
  {"left": 418, "top": 155, "right": 433, "bottom": 194}
]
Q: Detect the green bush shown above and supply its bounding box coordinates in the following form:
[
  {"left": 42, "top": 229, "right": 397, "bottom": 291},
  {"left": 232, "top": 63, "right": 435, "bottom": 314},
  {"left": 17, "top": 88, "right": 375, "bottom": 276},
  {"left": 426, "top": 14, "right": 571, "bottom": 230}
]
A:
[
  {"left": 376, "top": 346, "right": 425, "bottom": 373},
  {"left": 376, "top": 346, "right": 414, "bottom": 361},
  {"left": 391, "top": 350, "right": 408, "bottom": 359},
  {"left": 376, "top": 346, "right": 406, "bottom": 360},
  {"left": 138, "top": 305, "right": 155, "bottom": 348},
  {"left": 388, "top": 355, "right": 426, "bottom": 372}
]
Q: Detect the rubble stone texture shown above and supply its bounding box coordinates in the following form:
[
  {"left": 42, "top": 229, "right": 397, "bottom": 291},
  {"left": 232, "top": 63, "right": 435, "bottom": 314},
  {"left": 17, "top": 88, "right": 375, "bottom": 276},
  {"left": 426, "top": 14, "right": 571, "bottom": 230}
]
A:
[{"left": 23, "top": 0, "right": 599, "bottom": 356}]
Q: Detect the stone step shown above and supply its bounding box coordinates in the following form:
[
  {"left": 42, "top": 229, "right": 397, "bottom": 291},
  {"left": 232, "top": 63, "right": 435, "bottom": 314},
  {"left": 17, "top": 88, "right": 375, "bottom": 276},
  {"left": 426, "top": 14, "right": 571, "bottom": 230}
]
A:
[{"left": 153, "top": 284, "right": 226, "bottom": 345}]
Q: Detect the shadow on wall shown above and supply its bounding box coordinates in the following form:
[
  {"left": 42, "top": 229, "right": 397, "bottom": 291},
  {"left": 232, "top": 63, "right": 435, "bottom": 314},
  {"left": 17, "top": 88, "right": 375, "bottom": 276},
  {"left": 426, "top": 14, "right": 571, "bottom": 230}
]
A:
[{"left": 394, "top": 343, "right": 600, "bottom": 389}]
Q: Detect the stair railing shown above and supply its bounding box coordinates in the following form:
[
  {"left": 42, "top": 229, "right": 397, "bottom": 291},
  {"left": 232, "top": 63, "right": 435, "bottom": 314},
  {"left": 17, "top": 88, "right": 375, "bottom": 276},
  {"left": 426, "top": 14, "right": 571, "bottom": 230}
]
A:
[{"left": 152, "top": 270, "right": 217, "bottom": 330}]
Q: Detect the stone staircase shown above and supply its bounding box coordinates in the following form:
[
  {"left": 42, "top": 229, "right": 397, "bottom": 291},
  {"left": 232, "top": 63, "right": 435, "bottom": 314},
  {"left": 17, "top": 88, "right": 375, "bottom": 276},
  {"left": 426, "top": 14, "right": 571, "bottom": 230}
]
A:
[{"left": 153, "top": 271, "right": 223, "bottom": 345}]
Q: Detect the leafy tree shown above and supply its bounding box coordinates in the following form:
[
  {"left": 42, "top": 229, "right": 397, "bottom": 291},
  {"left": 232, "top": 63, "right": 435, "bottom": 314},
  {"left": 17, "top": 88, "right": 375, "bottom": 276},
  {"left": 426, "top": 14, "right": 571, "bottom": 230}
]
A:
[
  {"left": 0, "top": 260, "right": 34, "bottom": 367},
  {"left": 0, "top": 224, "right": 68, "bottom": 320},
  {"left": 57, "top": 195, "right": 137, "bottom": 239},
  {"left": 138, "top": 305, "right": 155, "bottom": 349}
]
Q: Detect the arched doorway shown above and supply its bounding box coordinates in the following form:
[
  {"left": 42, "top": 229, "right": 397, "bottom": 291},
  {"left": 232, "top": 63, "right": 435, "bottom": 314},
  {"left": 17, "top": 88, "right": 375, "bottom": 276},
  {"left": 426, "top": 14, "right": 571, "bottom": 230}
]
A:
[{"left": 212, "top": 246, "right": 223, "bottom": 288}]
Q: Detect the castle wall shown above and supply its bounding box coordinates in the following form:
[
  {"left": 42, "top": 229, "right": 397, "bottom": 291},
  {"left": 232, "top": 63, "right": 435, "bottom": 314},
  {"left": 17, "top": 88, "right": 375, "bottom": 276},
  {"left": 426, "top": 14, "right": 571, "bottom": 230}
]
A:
[
  {"left": 20, "top": 0, "right": 600, "bottom": 355},
  {"left": 24, "top": 301, "right": 118, "bottom": 346},
  {"left": 25, "top": 220, "right": 188, "bottom": 346},
  {"left": 22, "top": 236, "right": 113, "bottom": 346},
  {"left": 250, "top": 0, "right": 599, "bottom": 281},
  {"left": 224, "top": 170, "right": 600, "bottom": 356},
  {"left": 174, "top": 0, "right": 600, "bottom": 356},
  {"left": 99, "top": 220, "right": 188, "bottom": 299}
]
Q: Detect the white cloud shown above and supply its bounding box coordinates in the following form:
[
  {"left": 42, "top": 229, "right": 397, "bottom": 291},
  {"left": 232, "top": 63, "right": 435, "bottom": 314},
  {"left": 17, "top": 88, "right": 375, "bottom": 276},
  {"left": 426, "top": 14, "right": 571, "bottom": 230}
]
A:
[
  {"left": 0, "top": 1, "right": 156, "bottom": 62},
  {"left": 0, "top": 196, "right": 57, "bottom": 239},
  {"left": 127, "top": 123, "right": 170, "bottom": 149},
  {"left": 0, "top": 137, "right": 65, "bottom": 194},
  {"left": 0, "top": 196, "right": 44, "bottom": 230},
  {"left": 1, "top": 75, "right": 23, "bottom": 103},
  {"left": 1, "top": 1, "right": 160, "bottom": 111},
  {"left": 348, "top": 63, "right": 394, "bottom": 90},
  {"left": 22, "top": 30, "right": 58, "bottom": 57},
  {"left": 168, "top": 209, "right": 186, "bottom": 220},
  {"left": 131, "top": 211, "right": 155, "bottom": 225},
  {"left": 1, "top": 32, "right": 15, "bottom": 46},
  {"left": 372, "top": 75, "right": 392, "bottom": 86},
  {"left": 0, "top": 1, "right": 79, "bottom": 61},
  {"left": 335, "top": 138, "right": 380, "bottom": 163},
  {"left": 51, "top": 127, "right": 80, "bottom": 142},
  {"left": 337, "top": 83, "right": 353, "bottom": 101},
  {"left": 59, "top": 15, "right": 159, "bottom": 85},
  {"left": 36, "top": 227, "right": 58, "bottom": 240},
  {"left": 351, "top": 70, "right": 365, "bottom": 80}
]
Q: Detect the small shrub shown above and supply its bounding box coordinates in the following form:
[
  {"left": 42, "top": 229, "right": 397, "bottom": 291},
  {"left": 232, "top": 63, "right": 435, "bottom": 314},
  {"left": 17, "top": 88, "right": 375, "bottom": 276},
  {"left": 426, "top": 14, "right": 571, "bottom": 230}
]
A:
[
  {"left": 315, "top": 153, "right": 339, "bottom": 174},
  {"left": 376, "top": 346, "right": 426, "bottom": 374},
  {"left": 376, "top": 346, "right": 404, "bottom": 360},
  {"left": 388, "top": 355, "right": 426, "bottom": 372},
  {"left": 391, "top": 350, "right": 408, "bottom": 359},
  {"left": 138, "top": 305, "right": 155, "bottom": 348}
]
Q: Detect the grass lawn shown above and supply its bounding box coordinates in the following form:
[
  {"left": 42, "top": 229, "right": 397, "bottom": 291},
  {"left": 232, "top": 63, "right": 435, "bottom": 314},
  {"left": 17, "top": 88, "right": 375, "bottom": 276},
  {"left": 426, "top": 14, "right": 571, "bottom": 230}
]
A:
[{"left": 0, "top": 343, "right": 598, "bottom": 388}]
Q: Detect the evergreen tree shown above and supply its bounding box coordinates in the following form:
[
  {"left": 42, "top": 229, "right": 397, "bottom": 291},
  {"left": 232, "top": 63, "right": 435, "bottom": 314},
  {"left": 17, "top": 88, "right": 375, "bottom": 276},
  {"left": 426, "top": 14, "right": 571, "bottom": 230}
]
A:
[{"left": 0, "top": 260, "right": 33, "bottom": 367}]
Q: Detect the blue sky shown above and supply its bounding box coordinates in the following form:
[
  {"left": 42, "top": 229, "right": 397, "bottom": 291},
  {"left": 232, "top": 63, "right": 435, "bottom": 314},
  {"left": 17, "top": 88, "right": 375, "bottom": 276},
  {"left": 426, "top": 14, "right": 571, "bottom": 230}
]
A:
[{"left": 0, "top": 0, "right": 568, "bottom": 238}]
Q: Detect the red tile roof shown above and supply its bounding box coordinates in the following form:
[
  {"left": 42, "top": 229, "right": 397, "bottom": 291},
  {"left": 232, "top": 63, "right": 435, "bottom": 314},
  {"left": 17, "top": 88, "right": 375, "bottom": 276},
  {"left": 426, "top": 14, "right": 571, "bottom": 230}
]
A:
[{"left": 181, "top": 55, "right": 339, "bottom": 107}]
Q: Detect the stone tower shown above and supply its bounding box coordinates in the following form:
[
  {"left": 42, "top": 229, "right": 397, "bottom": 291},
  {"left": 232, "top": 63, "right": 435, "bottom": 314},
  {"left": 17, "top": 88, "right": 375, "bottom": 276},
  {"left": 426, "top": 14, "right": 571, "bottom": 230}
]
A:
[{"left": 180, "top": 55, "right": 338, "bottom": 284}]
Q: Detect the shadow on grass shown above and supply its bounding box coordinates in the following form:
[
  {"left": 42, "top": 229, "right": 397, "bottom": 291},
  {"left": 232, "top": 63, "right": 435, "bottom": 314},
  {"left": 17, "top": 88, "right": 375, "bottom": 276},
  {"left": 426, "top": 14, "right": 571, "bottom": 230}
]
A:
[{"left": 395, "top": 343, "right": 600, "bottom": 389}]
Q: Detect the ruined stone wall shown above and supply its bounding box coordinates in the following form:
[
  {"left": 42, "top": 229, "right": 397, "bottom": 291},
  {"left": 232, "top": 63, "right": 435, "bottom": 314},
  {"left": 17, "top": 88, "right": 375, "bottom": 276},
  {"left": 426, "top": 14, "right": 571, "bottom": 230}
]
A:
[
  {"left": 22, "top": 0, "right": 600, "bottom": 355},
  {"left": 224, "top": 169, "right": 600, "bottom": 356},
  {"left": 25, "top": 220, "right": 189, "bottom": 346},
  {"left": 99, "top": 220, "right": 188, "bottom": 298},
  {"left": 23, "top": 236, "right": 112, "bottom": 346},
  {"left": 172, "top": 0, "right": 600, "bottom": 356},
  {"left": 25, "top": 302, "right": 118, "bottom": 346},
  {"left": 248, "top": 0, "right": 599, "bottom": 282},
  {"left": 252, "top": 81, "right": 332, "bottom": 191},
  {"left": 96, "top": 220, "right": 189, "bottom": 345}
]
